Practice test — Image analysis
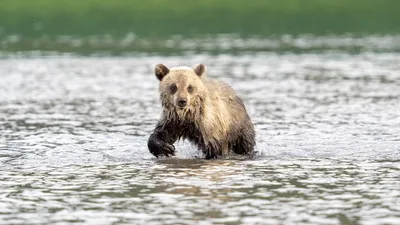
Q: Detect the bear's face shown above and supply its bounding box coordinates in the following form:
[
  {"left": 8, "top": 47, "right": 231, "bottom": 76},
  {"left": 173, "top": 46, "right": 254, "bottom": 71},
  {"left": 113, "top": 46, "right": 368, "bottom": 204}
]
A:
[{"left": 155, "top": 64, "right": 206, "bottom": 112}]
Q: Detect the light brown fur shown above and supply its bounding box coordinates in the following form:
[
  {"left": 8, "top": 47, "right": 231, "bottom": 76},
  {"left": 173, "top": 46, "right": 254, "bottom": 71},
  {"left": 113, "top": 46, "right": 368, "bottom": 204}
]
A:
[{"left": 148, "top": 63, "right": 255, "bottom": 159}]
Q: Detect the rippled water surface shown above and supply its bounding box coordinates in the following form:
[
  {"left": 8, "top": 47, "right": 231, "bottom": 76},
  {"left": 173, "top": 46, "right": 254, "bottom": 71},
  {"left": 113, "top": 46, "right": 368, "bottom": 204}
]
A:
[{"left": 1, "top": 46, "right": 400, "bottom": 224}]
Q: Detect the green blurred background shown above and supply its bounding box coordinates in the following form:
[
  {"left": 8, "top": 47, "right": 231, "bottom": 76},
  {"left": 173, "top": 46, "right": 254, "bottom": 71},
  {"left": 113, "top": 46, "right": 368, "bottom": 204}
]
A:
[{"left": 1, "top": 0, "right": 399, "bottom": 54}]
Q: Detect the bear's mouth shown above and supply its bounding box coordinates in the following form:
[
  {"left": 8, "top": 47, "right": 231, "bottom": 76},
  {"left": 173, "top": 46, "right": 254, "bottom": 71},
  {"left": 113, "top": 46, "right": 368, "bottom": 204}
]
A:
[
  {"left": 175, "top": 106, "right": 192, "bottom": 119},
  {"left": 175, "top": 104, "right": 188, "bottom": 110}
]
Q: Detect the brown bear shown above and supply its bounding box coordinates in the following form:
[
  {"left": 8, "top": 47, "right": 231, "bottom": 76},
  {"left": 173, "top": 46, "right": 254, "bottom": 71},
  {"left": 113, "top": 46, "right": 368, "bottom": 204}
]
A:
[{"left": 147, "top": 63, "right": 256, "bottom": 159}]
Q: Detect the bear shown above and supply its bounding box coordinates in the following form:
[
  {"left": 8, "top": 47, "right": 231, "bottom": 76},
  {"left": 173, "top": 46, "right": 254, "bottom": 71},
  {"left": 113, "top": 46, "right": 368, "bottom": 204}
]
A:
[{"left": 147, "top": 63, "right": 256, "bottom": 159}]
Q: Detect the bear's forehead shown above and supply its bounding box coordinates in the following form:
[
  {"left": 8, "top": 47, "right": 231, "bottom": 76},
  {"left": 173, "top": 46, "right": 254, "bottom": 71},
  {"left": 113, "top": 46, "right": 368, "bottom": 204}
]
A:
[
  {"left": 167, "top": 67, "right": 197, "bottom": 79},
  {"left": 170, "top": 66, "right": 194, "bottom": 72},
  {"left": 162, "top": 68, "right": 198, "bottom": 85},
  {"left": 166, "top": 72, "right": 192, "bottom": 82}
]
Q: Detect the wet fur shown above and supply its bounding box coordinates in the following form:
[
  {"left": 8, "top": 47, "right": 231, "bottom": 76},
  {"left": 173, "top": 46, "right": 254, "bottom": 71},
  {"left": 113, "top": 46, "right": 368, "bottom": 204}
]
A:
[{"left": 148, "top": 64, "right": 256, "bottom": 159}]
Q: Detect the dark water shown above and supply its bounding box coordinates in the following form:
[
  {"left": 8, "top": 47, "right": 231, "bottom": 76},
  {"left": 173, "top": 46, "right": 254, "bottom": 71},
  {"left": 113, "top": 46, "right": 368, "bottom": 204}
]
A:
[{"left": 1, "top": 37, "right": 400, "bottom": 224}]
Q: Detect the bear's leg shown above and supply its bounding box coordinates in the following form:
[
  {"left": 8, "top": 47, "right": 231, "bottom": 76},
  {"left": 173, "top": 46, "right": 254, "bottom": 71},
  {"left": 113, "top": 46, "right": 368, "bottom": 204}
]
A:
[
  {"left": 221, "top": 143, "right": 229, "bottom": 156},
  {"left": 148, "top": 132, "right": 176, "bottom": 157},
  {"left": 148, "top": 119, "right": 180, "bottom": 158},
  {"left": 232, "top": 128, "right": 255, "bottom": 155},
  {"left": 202, "top": 145, "right": 217, "bottom": 159},
  {"left": 204, "top": 152, "right": 218, "bottom": 159},
  {"left": 201, "top": 141, "right": 225, "bottom": 159}
]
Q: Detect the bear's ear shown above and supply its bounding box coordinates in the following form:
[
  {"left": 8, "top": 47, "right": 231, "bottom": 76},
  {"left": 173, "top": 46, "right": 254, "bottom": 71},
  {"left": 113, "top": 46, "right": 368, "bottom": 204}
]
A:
[
  {"left": 155, "top": 64, "right": 170, "bottom": 81},
  {"left": 194, "top": 64, "right": 206, "bottom": 77}
]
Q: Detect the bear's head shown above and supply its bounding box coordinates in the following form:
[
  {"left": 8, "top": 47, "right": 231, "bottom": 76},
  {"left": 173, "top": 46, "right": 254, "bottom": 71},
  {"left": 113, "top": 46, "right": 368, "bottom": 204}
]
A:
[{"left": 154, "top": 64, "right": 206, "bottom": 116}]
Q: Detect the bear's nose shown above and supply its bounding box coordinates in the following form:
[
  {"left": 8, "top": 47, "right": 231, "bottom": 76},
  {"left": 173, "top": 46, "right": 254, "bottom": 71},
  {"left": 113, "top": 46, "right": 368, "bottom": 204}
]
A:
[{"left": 177, "top": 99, "right": 187, "bottom": 107}]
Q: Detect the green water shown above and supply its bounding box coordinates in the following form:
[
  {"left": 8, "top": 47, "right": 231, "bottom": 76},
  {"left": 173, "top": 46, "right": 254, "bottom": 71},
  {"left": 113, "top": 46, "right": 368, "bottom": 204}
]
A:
[{"left": 1, "top": 0, "right": 400, "bottom": 54}]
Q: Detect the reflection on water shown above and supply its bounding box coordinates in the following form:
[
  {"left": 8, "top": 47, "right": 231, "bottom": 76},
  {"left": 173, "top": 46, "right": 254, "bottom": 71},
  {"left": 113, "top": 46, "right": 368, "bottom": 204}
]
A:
[
  {"left": 1, "top": 159, "right": 399, "bottom": 224},
  {"left": 0, "top": 42, "right": 400, "bottom": 224},
  {"left": 2, "top": 34, "right": 400, "bottom": 55}
]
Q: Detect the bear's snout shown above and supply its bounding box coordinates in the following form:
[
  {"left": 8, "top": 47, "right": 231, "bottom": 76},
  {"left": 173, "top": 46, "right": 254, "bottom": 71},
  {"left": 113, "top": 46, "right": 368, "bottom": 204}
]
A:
[{"left": 177, "top": 98, "right": 188, "bottom": 108}]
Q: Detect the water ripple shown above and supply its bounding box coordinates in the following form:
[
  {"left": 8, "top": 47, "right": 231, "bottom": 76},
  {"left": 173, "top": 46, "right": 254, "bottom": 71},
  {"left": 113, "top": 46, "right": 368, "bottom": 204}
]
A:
[{"left": 0, "top": 51, "right": 400, "bottom": 224}]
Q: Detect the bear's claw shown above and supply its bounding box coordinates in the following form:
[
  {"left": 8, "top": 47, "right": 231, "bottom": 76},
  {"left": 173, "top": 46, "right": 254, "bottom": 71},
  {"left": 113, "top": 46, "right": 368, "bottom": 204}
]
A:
[{"left": 162, "top": 143, "right": 176, "bottom": 157}]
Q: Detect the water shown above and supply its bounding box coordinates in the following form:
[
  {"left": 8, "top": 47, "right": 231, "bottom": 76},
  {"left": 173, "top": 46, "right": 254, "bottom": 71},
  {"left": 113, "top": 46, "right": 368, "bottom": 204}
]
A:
[{"left": 1, "top": 39, "right": 400, "bottom": 224}]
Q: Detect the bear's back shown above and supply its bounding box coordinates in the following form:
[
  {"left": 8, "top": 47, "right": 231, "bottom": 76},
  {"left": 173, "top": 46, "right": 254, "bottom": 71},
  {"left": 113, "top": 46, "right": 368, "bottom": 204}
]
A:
[{"left": 203, "top": 77, "right": 249, "bottom": 121}]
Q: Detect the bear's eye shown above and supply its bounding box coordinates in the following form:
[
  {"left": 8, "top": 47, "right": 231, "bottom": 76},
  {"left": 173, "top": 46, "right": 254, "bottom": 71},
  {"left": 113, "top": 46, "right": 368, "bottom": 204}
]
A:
[
  {"left": 169, "top": 84, "right": 177, "bottom": 94},
  {"left": 187, "top": 85, "right": 194, "bottom": 93}
]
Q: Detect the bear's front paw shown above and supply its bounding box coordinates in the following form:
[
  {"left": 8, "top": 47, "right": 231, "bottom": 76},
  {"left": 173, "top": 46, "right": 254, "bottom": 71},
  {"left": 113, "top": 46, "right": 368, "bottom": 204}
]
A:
[{"left": 147, "top": 133, "right": 176, "bottom": 158}]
